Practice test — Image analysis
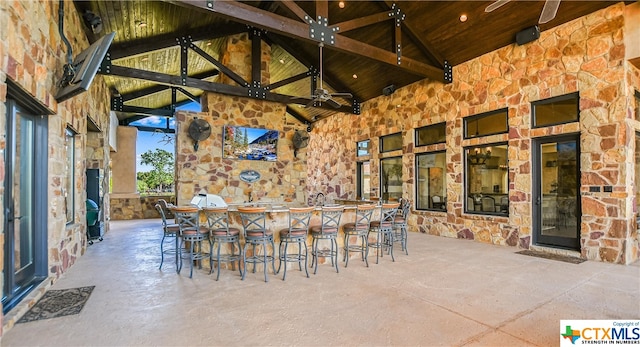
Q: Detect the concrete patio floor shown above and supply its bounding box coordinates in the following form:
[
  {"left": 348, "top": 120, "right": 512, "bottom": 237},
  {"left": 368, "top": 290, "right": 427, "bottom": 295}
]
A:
[{"left": 2, "top": 219, "right": 639, "bottom": 346}]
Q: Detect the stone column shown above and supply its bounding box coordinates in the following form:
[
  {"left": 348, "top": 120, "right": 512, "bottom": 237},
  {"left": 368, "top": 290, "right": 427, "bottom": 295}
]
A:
[{"left": 111, "top": 126, "right": 138, "bottom": 196}]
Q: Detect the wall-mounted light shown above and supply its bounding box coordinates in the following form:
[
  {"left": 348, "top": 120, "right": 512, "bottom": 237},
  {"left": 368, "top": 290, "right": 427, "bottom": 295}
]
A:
[{"left": 339, "top": 1, "right": 345, "bottom": 9}]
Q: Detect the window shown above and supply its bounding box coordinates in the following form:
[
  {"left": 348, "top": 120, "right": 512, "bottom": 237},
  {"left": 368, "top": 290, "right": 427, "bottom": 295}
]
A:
[
  {"left": 415, "top": 151, "right": 446, "bottom": 211},
  {"left": 416, "top": 123, "right": 446, "bottom": 147},
  {"left": 65, "top": 128, "right": 76, "bottom": 224},
  {"left": 357, "top": 161, "right": 371, "bottom": 200},
  {"left": 464, "top": 109, "right": 508, "bottom": 139},
  {"left": 532, "top": 92, "right": 579, "bottom": 128},
  {"left": 357, "top": 140, "right": 370, "bottom": 157},
  {"left": 380, "top": 157, "right": 403, "bottom": 201},
  {"left": 465, "top": 143, "right": 508, "bottom": 215},
  {"left": 636, "top": 132, "right": 640, "bottom": 230},
  {"left": 635, "top": 90, "right": 640, "bottom": 122},
  {"left": 380, "top": 133, "right": 402, "bottom": 153}
]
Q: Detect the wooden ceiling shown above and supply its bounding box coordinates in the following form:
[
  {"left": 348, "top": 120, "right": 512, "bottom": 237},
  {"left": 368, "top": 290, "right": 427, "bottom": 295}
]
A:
[{"left": 72, "top": 0, "right": 622, "bottom": 126}]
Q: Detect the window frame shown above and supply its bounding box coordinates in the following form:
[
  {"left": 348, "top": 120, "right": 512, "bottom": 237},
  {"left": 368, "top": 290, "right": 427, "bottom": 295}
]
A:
[
  {"left": 463, "top": 108, "right": 508, "bottom": 139},
  {"left": 65, "top": 127, "right": 77, "bottom": 224},
  {"left": 415, "top": 122, "right": 446, "bottom": 147},
  {"left": 464, "top": 142, "right": 509, "bottom": 216},
  {"left": 379, "top": 132, "right": 402, "bottom": 153},
  {"left": 531, "top": 92, "right": 580, "bottom": 128},
  {"left": 635, "top": 90, "right": 640, "bottom": 122},
  {"left": 380, "top": 156, "right": 403, "bottom": 201},
  {"left": 414, "top": 150, "right": 447, "bottom": 212}
]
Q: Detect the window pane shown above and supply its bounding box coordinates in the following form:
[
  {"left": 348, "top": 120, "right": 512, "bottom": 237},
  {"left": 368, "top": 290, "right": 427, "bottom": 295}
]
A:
[
  {"left": 416, "top": 123, "right": 446, "bottom": 147},
  {"left": 65, "top": 128, "right": 75, "bottom": 223},
  {"left": 465, "top": 144, "right": 508, "bottom": 214},
  {"left": 636, "top": 91, "right": 640, "bottom": 122},
  {"left": 380, "top": 133, "right": 402, "bottom": 153},
  {"left": 533, "top": 93, "right": 579, "bottom": 127},
  {"left": 357, "top": 140, "right": 370, "bottom": 157},
  {"left": 380, "top": 157, "right": 402, "bottom": 201},
  {"left": 416, "top": 152, "right": 446, "bottom": 211},
  {"left": 357, "top": 161, "right": 371, "bottom": 200},
  {"left": 464, "top": 109, "right": 508, "bottom": 139}
]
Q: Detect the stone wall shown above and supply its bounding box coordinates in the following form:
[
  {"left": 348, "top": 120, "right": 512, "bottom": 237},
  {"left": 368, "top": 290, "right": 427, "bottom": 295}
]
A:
[
  {"left": 0, "top": 0, "right": 112, "bottom": 330},
  {"left": 307, "top": 3, "right": 639, "bottom": 264},
  {"left": 110, "top": 195, "right": 176, "bottom": 220},
  {"left": 174, "top": 33, "right": 309, "bottom": 206}
]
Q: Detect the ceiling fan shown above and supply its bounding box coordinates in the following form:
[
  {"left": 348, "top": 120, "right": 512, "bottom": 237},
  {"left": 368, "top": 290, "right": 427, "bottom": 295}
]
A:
[
  {"left": 305, "top": 42, "right": 352, "bottom": 108},
  {"left": 485, "top": 0, "right": 561, "bottom": 24}
]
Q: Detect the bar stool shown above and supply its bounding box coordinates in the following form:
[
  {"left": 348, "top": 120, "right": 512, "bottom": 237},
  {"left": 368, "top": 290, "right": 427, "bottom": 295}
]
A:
[
  {"left": 237, "top": 206, "right": 276, "bottom": 282},
  {"left": 173, "top": 206, "right": 209, "bottom": 278},
  {"left": 277, "top": 206, "right": 315, "bottom": 280},
  {"left": 342, "top": 204, "right": 376, "bottom": 268},
  {"left": 309, "top": 205, "right": 344, "bottom": 274},
  {"left": 392, "top": 199, "right": 411, "bottom": 255},
  {"left": 203, "top": 207, "right": 242, "bottom": 281},
  {"left": 368, "top": 202, "right": 399, "bottom": 264},
  {"left": 155, "top": 203, "right": 180, "bottom": 270}
]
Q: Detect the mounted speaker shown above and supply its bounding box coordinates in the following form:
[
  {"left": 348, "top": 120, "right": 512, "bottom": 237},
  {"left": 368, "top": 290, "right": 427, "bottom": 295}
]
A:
[
  {"left": 516, "top": 25, "right": 540, "bottom": 46},
  {"left": 382, "top": 84, "right": 396, "bottom": 96}
]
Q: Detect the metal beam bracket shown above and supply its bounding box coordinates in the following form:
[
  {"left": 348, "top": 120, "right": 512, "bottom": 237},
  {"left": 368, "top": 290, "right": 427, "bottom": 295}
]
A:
[
  {"left": 306, "top": 15, "right": 337, "bottom": 45},
  {"left": 99, "top": 52, "right": 112, "bottom": 75},
  {"left": 391, "top": 4, "right": 406, "bottom": 27},
  {"left": 443, "top": 60, "right": 453, "bottom": 84},
  {"left": 178, "top": 36, "right": 192, "bottom": 86},
  {"left": 248, "top": 81, "right": 267, "bottom": 99},
  {"left": 111, "top": 95, "right": 123, "bottom": 112},
  {"left": 352, "top": 99, "right": 361, "bottom": 115}
]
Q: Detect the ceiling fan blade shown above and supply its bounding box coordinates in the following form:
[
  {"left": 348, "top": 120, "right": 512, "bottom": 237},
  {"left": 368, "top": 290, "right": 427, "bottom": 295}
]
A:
[
  {"left": 485, "top": 0, "right": 511, "bottom": 13},
  {"left": 325, "top": 98, "right": 341, "bottom": 109},
  {"left": 331, "top": 92, "right": 353, "bottom": 99},
  {"left": 539, "top": 0, "right": 560, "bottom": 24},
  {"left": 304, "top": 98, "right": 317, "bottom": 108}
]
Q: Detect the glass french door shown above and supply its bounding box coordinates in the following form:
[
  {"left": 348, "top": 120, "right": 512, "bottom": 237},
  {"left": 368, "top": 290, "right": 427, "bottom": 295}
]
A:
[
  {"left": 533, "top": 135, "right": 581, "bottom": 250},
  {"left": 3, "top": 100, "right": 46, "bottom": 313}
]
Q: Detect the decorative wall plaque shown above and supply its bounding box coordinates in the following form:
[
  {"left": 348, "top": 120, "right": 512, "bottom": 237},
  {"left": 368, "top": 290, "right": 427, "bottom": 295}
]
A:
[{"left": 239, "top": 170, "right": 261, "bottom": 183}]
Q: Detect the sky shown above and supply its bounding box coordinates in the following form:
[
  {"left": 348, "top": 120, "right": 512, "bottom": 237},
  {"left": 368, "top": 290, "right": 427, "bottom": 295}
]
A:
[{"left": 132, "top": 101, "right": 200, "bottom": 172}]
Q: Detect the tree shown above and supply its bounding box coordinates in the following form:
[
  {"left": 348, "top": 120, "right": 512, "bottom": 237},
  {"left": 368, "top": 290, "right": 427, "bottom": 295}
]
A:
[{"left": 139, "top": 149, "right": 174, "bottom": 193}]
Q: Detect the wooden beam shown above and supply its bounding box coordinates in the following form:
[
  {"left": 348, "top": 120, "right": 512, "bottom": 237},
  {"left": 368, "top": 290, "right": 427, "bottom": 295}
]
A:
[
  {"left": 106, "top": 65, "right": 354, "bottom": 113},
  {"left": 285, "top": 105, "right": 310, "bottom": 124},
  {"left": 119, "top": 105, "right": 174, "bottom": 117},
  {"left": 188, "top": 43, "right": 249, "bottom": 87},
  {"left": 330, "top": 11, "right": 393, "bottom": 33},
  {"left": 278, "top": 0, "right": 309, "bottom": 22},
  {"left": 263, "top": 70, "right": 311, "bottom": 91},
  {"left": 109, "top": 23, "right": 246, "bottom": 60},
  {"left": 316, "top": 1, "right": 328, "bottom": 19},
  {"left": 121, "top": 69, "right": 217, "bottom": 102},
  {"left": 173, "top": 0, "right": 443, "bottom": 80}
]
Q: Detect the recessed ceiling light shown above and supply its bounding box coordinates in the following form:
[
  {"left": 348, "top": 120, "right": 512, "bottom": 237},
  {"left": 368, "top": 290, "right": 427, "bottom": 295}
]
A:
[
  {"left": 352, "top": 74, "right": 358, "bottom": 79},
  {"left": 140, "top": 56, "right": 149, "bottom": 62},
  {"left": 206, "top": 41, "right": 212, "bottom": 46},
  {"left": 279, "top": 59, "right": 285, "bottom": 64},
  {"left": 459, "top": 14, "right": 468, "bottom": 23},
  {"left": 137, "top": 21, "right": 147, "bottom": 28},
  {"left": 339, "top": 1, "right": 345, "bottom": 9}
]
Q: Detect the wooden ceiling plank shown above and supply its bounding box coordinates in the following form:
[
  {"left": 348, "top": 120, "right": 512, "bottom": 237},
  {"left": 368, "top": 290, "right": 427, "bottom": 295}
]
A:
[
  {"left": 278, "top": 0, "right": 310, "bottom": 22},
  {"left": 109, "top": 23, "right": 246, "bottom": 60},
  {"left": 173, "top": 0, "right": 441, "bottom": 79},
  {"left": 330, "top": 11, "right": 393, "bottom": 33}
]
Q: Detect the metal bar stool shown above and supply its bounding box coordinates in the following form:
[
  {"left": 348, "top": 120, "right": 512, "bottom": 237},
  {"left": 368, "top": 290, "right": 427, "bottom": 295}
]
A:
[
  {"left": 173, "top": 206, "right": 210, "bottom": 278},
  {"left": 203, "top": 207, "right": 242, "bottom": 281},
  {"left": 277, "top": 206, "right": 315, "bottom": 280},
  {"left": 237, "top": 206, "right": 276, "bottom": 282},
  {"left": 309, "top": 205, "right": 344, "bottom": 274},
  {"left": 155, "top": 203, "right": 180, "bottom": 270},
  {"left": 342, "top": 204, "right": 376, "bottom": 268},
  {"left": 368, "top": 202, "right": 399, "bottom": 264},
  {"left": 392, "top": 199, "right": 411, "bottom": 255}
]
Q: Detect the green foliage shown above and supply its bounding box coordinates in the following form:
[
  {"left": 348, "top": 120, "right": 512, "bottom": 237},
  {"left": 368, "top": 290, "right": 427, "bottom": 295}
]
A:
[{"left": 138, "top": 148, "right": 174, "bottom": 193}]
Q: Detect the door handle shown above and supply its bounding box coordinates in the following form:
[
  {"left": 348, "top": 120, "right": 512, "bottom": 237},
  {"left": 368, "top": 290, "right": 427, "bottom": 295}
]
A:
[
  {"left": 536, "top": 196, "right": 541, "bottom": 205},
  {"left": 8, "top": 215, "right": 23, "bottom": 222}
]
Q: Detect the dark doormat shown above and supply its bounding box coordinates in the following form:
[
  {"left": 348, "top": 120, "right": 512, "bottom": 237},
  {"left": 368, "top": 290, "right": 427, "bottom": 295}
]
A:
[
  {"left": 17, "top": 286, "right": 95, "bottom": 323},
  {"left": 516, "top": 250, "right": 585, "bottom": 264}
]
